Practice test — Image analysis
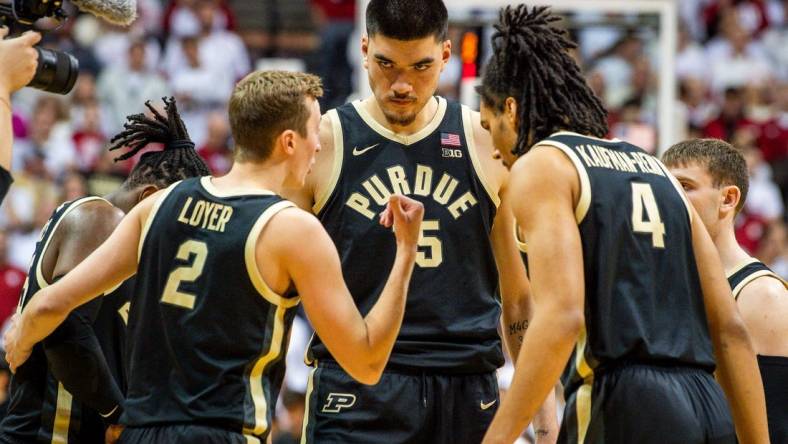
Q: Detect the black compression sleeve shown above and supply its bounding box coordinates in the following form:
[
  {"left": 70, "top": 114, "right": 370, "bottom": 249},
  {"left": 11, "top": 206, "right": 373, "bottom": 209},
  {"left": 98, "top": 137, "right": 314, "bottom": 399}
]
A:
[{"left": 42, "top": 297, "right": 124, "bottom": 423}]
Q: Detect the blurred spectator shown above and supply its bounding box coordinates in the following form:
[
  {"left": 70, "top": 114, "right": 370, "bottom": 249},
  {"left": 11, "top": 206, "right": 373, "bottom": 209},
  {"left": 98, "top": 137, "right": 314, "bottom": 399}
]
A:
[
  {"left": 0, "top": 231, "right": 24, "bottom": 329},
  {"left": 162, "top": 0, "right": 235, "bottom": 38},
  {"left": 12, "top": 97, "right": 76, "bottom": 179},
  {"left": 703, "top": 87, "right": 758, "bottom": 141},
  {"left": 85, "top": 149, "right": 128, "bottom": 198},
  {"left": 757, "top": 221, "right": 788, "bottom": 277},
  {"left": 591, "top": 32, "right": 644, "bottom": 109},
  {"left": 311, "top": 0, "right": 355, "bottom": 109},
  {"left": 163, "top": 0, "right": 250, "bottom": 86},
  {"left": 71, "top": 101, "right": 107, "bottom": 173},
  {"left": 169, "top": 36, "right": 233, "bottom": 146},
  {"left": 60, "top": 173, "right": 89, "bottom": 203},
  {"left": 610, "top": 98, "right": 656, "bottom": 153},
  {"left": 676, "top": 22, "right": 708, "bottom": 82},
  {"left": 197, "top": 113, "right": 232, "bottom": 176},
  {"left": 705, "top": 11, "right": 773, "bottom": 91},
  {"left": 98, "top": 40, "right": 169, "bottom": 135},
  {"left": 742, "top": 143, "right": 784, "bottom": 222}
]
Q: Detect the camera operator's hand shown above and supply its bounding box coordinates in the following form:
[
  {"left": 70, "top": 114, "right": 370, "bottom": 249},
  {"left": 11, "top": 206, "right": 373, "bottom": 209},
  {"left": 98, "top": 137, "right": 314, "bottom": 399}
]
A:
[{"left": 0, "top": 27, "right": 41, "bottom": 96}]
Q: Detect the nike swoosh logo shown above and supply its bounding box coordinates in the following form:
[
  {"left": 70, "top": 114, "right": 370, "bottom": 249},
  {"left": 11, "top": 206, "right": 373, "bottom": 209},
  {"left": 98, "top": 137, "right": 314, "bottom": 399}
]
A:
[
  {"left": 480, "top": 400, "right": 497, "bottom": 410},
  {"left": 352, "top": 143, "right": 380, "bottom": 156}
]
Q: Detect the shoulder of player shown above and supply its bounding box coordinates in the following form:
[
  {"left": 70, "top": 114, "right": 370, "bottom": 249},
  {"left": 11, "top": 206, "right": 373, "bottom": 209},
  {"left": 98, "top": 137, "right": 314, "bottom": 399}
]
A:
[
  {"left": 737, "top": 273, "right": 788, "bottom": 310},
  {"left": 60, "top": 199, "right": 124, "bottom": 239},
  {"left": 262, "top": 205, "right": 327, "bottom": 248},
  {"left": 466, "top": 108, "right": 507, "bottom": 191},
  {"left": 512, "top": 144, "right": 578, "bottom": 186}
]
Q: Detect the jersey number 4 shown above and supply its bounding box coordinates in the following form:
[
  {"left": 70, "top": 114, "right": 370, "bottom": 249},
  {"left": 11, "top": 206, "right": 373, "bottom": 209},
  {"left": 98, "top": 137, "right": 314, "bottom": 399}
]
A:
[
  {"left": 631, "top": 183, "right": 665, "bottom": 248},
  {"left": 161, "top": 240, "right": 208, "bottom": 309}
]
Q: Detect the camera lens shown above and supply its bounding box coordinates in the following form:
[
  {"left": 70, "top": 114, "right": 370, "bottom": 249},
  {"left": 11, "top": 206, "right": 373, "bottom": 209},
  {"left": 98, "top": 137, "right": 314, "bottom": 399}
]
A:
[{"left": 28, "top": 47, "right": 79, "bottom": 95}]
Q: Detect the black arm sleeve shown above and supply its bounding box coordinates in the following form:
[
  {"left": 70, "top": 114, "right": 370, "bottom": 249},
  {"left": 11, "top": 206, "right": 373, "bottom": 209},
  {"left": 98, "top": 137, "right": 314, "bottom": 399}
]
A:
[
  {"left": 0, "top": 166, "right": 12, "bottom": 205},
  {"left": 42, "top": 293, "right": 124, "bottom": 424}
]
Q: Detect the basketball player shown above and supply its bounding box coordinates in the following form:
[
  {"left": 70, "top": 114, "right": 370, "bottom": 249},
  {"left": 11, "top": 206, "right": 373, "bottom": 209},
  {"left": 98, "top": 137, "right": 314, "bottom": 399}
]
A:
[
  {"left": 3, "top": 70, "right": 425, "bottom": 444},
  {"left": 476, "top": 6, "right": 768, "bottom": 444},
  {"left": 283, "top": 1, "right": 555, "bottom": 442},
  {"left": 664, "top": 138, "right": 788, "bottom": 443},
  {"left": 0, "top": 98, "right": 210, "bottom": 444}
]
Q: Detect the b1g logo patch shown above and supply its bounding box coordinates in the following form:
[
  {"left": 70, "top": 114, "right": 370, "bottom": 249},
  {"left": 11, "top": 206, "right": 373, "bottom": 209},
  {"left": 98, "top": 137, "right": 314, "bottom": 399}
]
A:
[
  {"left": 441, "top": 147, "right": 463, "bottom": 158},
  {"left": 322, "top": 393, "right": 357, "bottom": 413}
]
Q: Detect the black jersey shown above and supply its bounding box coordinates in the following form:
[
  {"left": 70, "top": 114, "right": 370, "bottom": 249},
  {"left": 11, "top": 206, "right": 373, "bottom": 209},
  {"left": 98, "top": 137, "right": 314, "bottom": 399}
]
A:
[
  {"left": 727, "top": 258, "right": 787, "bottom": 300},
  {"left": 534, "top": 132, "right": 717, "bottom": 396},
  {"left": 726, "top": 258, "right": 788, "bottom": 443},
  {"left": 309, "top": 97, "right": 502, "bottom": 373},
  {"left": 0, "top": 196, "right": 124, "bottom": 444},
  {"left": 125, "top": 177, "right": 299, "bottom": 442}
]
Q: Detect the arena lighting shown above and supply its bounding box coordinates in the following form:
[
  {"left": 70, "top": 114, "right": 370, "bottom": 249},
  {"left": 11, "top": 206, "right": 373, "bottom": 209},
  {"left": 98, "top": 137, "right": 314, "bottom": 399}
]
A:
[{"left": 356, "top": 0, "right": 678, "bottom": 153}]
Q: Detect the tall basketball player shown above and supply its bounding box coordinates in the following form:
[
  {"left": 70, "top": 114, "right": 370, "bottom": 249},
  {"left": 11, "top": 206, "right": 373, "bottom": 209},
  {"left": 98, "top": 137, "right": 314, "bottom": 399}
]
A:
[
  {"left": 0, "top": 98, "right": 210, "bottom": 444},
  {"left": 3, "top": 71, "right": 425, "bottom": 444},
  {"left": 664, "top": 139, "right": 788, "bottom": 443},
  {"left": 283, "top": 1, "right": 556, "bottom": 442},
  {"left": 476, "top": 6, "right": 768, "bottom": 444}
]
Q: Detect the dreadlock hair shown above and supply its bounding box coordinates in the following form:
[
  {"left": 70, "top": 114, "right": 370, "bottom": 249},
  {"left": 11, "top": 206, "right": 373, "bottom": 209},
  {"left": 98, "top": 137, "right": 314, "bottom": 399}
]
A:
[
  {"left": 108, "top": 97, "right": 211, "bottom": 189},
  {"left": 477, "top": 5, "right": 609, "bottom": 156},
  {"left": 366, "top": 0, "right": 448, "bottom": 41}
]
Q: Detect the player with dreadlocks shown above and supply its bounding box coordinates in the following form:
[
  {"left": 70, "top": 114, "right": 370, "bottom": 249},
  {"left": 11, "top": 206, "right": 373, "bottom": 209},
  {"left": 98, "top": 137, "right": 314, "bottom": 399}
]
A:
[
  {"left": 0, "top": 97, "right": 209, "bottom": 444},
  {"left": 476, "top": 5, "right": 768, "bottom": 444}
]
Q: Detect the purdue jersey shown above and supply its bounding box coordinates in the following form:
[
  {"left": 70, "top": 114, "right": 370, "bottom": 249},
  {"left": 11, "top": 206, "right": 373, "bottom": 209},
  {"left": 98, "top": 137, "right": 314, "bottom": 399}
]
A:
[
  {"left": 534, "top": 132, "right": 716, "bottom": 397},
  {"left": 125, "top": 177, "right": 298, "bottom": 442},
  {"left": 309, "top": 97, "right": 502, "bottom": 373},
  {"left": 0, "top": 197, "right": 126, "bottom": 444},
  {"left": 726, "top": 258, "right": 788, "bottom": 443},
  {"left": 727, "top": 258, "right": 787, "bottom": 300}
]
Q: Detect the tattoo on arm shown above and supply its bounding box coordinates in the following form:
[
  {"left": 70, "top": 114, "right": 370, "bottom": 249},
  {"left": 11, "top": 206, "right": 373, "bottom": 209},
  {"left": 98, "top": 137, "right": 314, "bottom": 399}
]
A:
[{"left": 508, "top": 319, "right": 529, "bottom": 343}]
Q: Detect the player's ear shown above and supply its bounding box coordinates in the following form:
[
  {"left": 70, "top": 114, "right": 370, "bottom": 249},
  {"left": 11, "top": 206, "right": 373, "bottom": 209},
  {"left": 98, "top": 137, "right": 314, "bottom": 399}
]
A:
[
  {"left": 441, "top": 39, "right": 451, "bottom": 67},
  {"left": 137, "top": 185, "right": 159, "bottom": 202},
  {"left": 720, "top": 185, "right": 740, "bottom": 215},
  {"left": 279, "top": 129, "right": 297, "bottom": 157},
  {"left": 504, "top": 97, "right": 518, "bottom": 128},
  {"left": 361, "top": 35, "right": 370, "bottom": 69}
]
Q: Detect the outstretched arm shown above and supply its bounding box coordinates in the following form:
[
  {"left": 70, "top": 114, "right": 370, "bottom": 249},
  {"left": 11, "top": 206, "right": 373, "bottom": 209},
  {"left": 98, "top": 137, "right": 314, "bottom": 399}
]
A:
[
  {"left": 4, "top": 190, "right": 163, "bottom": 371},
  {"left": 267, "top": 195, "right": 422, "bottom": 385},
  {"left": 689, "top": 208, "right": 769, "bottom": 443},
  {"left": 484, "top": 147, "right": 585, "bottom": 444}
]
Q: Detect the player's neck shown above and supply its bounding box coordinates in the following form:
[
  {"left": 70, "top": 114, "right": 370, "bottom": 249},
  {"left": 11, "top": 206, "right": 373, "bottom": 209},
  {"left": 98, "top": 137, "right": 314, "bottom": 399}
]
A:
[
  {"left": 212, "top": 161, "right": 287, "bottom": 195},
  {"left": 363, "top": 96, "right": 438, "bottom": 136},
  {"left": 714, "top": 223, "right": 753, "bottom": 273}
]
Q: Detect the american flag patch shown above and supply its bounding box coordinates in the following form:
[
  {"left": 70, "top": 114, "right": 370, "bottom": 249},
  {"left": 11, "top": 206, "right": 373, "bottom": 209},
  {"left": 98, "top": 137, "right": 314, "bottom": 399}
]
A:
[{"left": 440, "top": 132, "right": 461, "bottom": 147}]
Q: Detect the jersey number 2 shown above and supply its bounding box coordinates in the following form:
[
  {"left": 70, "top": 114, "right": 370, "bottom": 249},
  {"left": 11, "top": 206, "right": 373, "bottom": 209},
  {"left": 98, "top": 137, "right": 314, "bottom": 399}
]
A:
[
  {"left": 161, "top": 240, "right": 208, "bottom": 309},
  {"left": 631, "top": 183, "right": 665, "bottom": 248}
]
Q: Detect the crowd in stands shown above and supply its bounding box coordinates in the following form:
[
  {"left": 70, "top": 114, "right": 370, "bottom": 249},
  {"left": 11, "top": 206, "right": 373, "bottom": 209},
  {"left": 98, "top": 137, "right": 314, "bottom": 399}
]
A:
[{"left": 0, "top": 1, "right": 784, "bottom": 441}]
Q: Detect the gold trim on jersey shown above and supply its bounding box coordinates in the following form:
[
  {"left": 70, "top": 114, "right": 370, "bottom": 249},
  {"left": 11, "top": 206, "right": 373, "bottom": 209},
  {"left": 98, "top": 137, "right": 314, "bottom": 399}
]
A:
[
  {"left": 244, "top": 434, "right": 261, "bottom": 444},
  {"left": 313, "top": 109, "right": 344, "bottom": 215},
  {"left": 655, "top": 159, "right": 694, "bottom": 226},
  {"left": 34, "top": 196, "right": 107, "bottom": 292},
  {"left": 533, "top": 141, "right": 592, "bottom": 224},
  {"left": 244, "top": 304, "right": 289, "bottom": 438},
  {"left": 51, "top": 382, "right": 73, "bottom": 444},
  {"left": 462, "top": 105, "right": 501, "bottom": 208},
  {"left": 200, "top": 176, "right": 276, "bottom": 198},
  {"left": 732, "top": 270, "right": 788, "bottom": 300},
  {"left": 551, "top": 130, "right": 621, "bottom": 143},
  {"left": 244, "top": 201, "right": 301, "bottom": 308},
  {"left": 299, "top": 367, "right": 317, "bottom": 444},
  {"left": 513, "top": 224, "right": 527, "bottom": 254},
  {"left": 726, "top": 257, "right": 760, "bottom": 279},
  {"left": 574, "top": 327, "right": 594, "bottom": 444},
  {"left": 351, "top": 97, "right": 447, "bottom": 146},
  {"left": 138, "top": 181, "right": 181, "bottom": 261}
]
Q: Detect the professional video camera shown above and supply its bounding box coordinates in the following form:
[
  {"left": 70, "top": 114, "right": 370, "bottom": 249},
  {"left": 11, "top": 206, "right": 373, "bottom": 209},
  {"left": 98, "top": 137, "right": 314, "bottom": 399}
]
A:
[
  {"left": 0, "top": 0, "right": 78, "bottom": 94},
  {"left": 1, "top": 0, "right": 136, "bottom": 95}
]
